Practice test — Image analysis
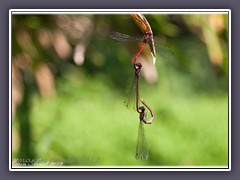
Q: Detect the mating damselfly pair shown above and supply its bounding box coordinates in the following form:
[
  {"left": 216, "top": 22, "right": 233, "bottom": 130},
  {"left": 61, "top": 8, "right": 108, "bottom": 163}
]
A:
[{"left": 110, "top": 13, "right": 159, "bottom": 160}]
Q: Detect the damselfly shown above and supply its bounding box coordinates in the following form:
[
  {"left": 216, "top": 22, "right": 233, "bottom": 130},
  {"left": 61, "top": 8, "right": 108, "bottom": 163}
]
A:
[
  {"left": 135, "top": 98, "right": 154, "bottom": 160},
  {"left": 134, "top": 64, "right": 154, "bottom": 160},
  {"left": 112, "top": 14, "right": 156, "bottom": 160},
  {"left": 124, "top": 62, "right": 154, "bottom": 123},
  {"left": 124, "top": 62, "right": 154, "bottom": 160},
  {"left": 130, "top": 13, "right": 156, "bottom": 65}
]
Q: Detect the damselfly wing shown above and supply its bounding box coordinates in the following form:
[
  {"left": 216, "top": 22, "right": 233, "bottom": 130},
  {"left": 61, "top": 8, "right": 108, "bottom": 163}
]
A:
[
  {"left": 135, "top": 119, "right": 148, "bottom": 160},
  {"left": 110, "top": 31, "right": 173, "bottom": 64}
]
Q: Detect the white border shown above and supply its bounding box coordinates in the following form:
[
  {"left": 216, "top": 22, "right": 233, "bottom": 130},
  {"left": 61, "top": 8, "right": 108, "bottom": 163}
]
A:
[
  {"left": 11, "top": 9, "right": 229, "bottom": 15},
  {"left": 9, "top": 9, "right": 231, "bottom": 171},
  {"left": 228, "top": 8, "right": 231, "bottom": 172},
  {"left": 11, "top": 166, "right": 228, "bottom": 172}
]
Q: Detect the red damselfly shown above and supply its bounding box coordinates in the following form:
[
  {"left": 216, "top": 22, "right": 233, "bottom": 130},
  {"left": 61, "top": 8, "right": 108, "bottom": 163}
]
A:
[
  {"left": 133, "top": 63, "right": 154, "bottom": 125},
  {"left": 112, "top": 14, "right": 156, "bottom": 160},
  {"left": 111, "top": 14, "right": 172, "bottom": 65},
  {"left": 125, "top": 62, "right": 154, "bottom": 160},
  {"left": 130, "top": 13, "right": 156, "bottom": 65},
  {"left": 124, "top": 62, "right": 154, "bottom": 123},
  {"left": 134, "top": 63, "right": 154, "bottom": 160}
]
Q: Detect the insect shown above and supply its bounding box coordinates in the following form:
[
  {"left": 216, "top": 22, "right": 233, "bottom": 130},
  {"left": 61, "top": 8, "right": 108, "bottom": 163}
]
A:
[
  {"left": 130, "top": 13, "right": 156, "bottom": 65},
  {"left": 110, "top": 13, "right": 156, "bottom": 66},
  {"left": 134, "top": 64, "right": 154, "bottom": 160},
  {"left": 126, "top": 62, "right": 154, "bottom": 160},
  {"left": 135, "top": 98, "right": 154, "bottom": 160},
  {"left": 113, "top": 14, "right": 156, "bottom": 160}
]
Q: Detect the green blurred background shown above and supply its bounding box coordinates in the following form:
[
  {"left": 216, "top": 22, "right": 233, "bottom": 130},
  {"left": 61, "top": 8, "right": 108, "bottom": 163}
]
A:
[{"left": 12, "top": 13, "right": 229, "bottom": 166}]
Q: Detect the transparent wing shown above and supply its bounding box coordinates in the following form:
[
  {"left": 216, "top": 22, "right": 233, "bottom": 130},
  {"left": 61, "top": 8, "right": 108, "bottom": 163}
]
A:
[
  {"left": 124, "top": 74, "right": 137, "bottom": 110},
  {"left": 135, "top": 120, "right": 148, "bottom": 160},
  {"left": 110, "top": 31, "right": 142, "bottom": 42},
  {"left": 153, "top": 38, "right": 175, "bottom": 61}
]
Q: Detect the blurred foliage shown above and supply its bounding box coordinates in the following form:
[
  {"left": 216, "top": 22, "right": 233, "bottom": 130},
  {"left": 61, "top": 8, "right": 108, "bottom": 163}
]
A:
[{"left": 12, "top": 13, "right": 229, "bottom": 167}]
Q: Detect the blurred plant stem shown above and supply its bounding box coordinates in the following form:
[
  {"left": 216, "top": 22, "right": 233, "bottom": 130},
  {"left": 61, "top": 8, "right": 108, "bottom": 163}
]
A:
[{"left": 15, "top": 70, "right": 35, "bottom": 164}]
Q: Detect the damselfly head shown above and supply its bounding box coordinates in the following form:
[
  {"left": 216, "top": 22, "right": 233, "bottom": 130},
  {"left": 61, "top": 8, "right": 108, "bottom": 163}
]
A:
[
  {"left": 134, "top": 62, "right": 142, "bottom": 70},
  {"left": 139, "top": 106, "right": 147, "bottom": 121},
  {"left": 137, "top": 62, "right": 142, "bottom": 68},
  {"left": 134, "top": 62, "right": 142, "bottom": 76},
  {"left": 138, "top": 106, "right": 145, "bottom": 113}
]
